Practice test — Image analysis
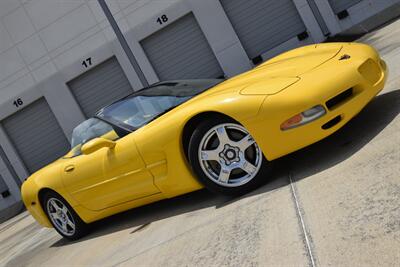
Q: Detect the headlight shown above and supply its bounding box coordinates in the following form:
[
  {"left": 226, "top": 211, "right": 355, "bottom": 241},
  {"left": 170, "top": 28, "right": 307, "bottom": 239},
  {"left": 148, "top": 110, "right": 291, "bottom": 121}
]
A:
[{"left": 280, "top": 105, "right": 326, "bottom": 131}]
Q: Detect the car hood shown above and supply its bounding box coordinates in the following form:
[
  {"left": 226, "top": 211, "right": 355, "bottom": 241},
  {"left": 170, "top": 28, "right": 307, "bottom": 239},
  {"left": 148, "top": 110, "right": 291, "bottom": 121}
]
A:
[{"left": 210, "top": 44, "right": 343, "bottom": 96}]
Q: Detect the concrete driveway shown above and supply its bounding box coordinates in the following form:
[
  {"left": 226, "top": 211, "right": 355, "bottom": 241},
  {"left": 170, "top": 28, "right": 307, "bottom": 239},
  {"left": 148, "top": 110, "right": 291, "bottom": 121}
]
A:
[{"left": 1, "top": 19, "right": 399, "bottom": 267}]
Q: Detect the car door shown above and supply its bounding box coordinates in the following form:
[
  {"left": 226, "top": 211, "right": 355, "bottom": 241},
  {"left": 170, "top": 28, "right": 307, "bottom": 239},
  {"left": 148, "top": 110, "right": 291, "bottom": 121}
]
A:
[{"left": 61, "top": 133, "right": 160, "bottom": 211}]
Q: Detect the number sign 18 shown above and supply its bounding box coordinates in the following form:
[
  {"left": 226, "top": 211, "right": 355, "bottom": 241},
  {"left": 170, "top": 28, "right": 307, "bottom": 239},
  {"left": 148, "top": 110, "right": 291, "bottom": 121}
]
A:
[{"left": 156, "top": 15, "right": 168, "bottom": 25}]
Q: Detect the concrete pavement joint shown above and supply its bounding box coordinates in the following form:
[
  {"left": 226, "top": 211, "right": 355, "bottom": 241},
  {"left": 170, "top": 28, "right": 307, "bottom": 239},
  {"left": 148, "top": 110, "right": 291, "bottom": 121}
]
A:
[{"left": 289, "top": 173, "right": 317, "bottom": 267}]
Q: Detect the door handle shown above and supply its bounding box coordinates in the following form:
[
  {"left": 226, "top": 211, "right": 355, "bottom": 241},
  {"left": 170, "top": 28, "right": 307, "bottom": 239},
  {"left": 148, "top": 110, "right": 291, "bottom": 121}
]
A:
[{"left": 64, "top": 165, "right": 75, "bottom": 173}]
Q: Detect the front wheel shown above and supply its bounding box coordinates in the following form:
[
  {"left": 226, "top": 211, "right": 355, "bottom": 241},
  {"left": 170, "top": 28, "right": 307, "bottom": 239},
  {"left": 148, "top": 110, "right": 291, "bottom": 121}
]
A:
[
  {"left": 43, "top": 191, "right": 89, "bottom": 240},
  {"left": 188, "top": 118, "right": 270, "bottom": 196}
]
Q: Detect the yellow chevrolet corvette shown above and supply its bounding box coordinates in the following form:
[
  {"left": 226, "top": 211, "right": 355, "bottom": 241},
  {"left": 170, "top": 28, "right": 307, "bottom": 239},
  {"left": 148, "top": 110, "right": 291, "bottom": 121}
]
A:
[{"left": 22, "top": 43, "right": 387, "bottom": 239}]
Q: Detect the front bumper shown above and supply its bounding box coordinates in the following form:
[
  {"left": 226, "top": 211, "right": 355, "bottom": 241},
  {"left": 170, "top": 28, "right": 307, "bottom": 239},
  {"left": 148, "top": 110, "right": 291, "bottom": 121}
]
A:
[
  {"left": 21, "top": 180, "right": 52, "bottom": 228},
  {"left": 249, "top": 43, "right": 387, "bottom": 160}
]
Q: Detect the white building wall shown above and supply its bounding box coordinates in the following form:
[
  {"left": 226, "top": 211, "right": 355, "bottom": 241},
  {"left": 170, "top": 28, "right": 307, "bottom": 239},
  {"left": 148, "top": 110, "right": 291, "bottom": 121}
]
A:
[{"left": 0, "top": 0, "right": 398, "bottom": 216}]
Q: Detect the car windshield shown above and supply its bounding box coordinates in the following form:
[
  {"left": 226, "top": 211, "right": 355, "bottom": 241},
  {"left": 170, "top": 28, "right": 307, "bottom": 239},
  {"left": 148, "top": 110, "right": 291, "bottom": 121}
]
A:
[{"left": 96, "top": 79, "right": 222, "bottom": 130}]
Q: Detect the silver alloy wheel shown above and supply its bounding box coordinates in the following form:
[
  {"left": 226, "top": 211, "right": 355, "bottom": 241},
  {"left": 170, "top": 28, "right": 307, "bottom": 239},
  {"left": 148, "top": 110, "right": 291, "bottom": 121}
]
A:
[
  {"left": 47, "top": 197, "right": 76, "bottom": 236},
  {"left": 198, "top": 123, "right": 263, "bottom": 187}
]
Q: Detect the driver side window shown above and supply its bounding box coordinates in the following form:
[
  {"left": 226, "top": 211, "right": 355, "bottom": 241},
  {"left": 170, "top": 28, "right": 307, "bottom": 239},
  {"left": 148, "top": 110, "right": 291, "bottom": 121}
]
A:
[{"left": 69, "top": 118, "right": 119, "bottom": 157}]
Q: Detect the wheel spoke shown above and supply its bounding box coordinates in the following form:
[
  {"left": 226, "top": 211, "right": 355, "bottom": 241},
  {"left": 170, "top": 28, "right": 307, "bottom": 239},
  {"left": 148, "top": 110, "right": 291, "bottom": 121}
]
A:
[
  {"left": 49, "top": 200, "right": 59, "bottom": 211},
  {"left": 61, "top": 221, "right": 68, "bottom": 232},
  {"left": 66, "top": 218, "right": 75, "bottom": 230},
  {"left": 61, "top": 205, "right": 68, "bottom": 214},
  {"left": 240, "top": 160, "right": 257, "bottom": 175},
  {"left": 49, "top": 211, "right": 59, "bottom": 220},
  {"left": 200, "top": 149, "right": 220, "bottom": 161},
  {"left": 236, "top": 134, "right": 255, "bottom": 151},
  {"left": 215, "top": 126, "right": 230, "bottom": 146},
  {"left": 218, "top": 167, "right": 231, "bottom": 183}
]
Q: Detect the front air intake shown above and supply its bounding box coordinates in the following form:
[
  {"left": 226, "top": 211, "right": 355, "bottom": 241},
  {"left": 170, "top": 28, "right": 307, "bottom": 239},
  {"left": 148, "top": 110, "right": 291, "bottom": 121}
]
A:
[{"left": 322, "top": 115, "right": 342, "bottom": 130}]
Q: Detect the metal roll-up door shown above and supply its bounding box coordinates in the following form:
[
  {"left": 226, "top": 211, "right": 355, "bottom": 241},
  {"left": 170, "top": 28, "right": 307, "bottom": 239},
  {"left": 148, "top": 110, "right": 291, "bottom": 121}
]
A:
[
  {"left": 328, "top": 0, "right": 362, "bottom": 14},
  {"left": 220, "top": 0, "right": 308, "bottom": 61},
  {"left": 2, "top": 98, "right": 70, "bottom": 174},
  {"left": 140, "top": 13, "right": 224, "bottom": 81},
  {"left": 67, "top": 56, "right": 134, "bottom": 118},
  {"left": 0, "top": 174, "right": 9, "bottom": 197}
]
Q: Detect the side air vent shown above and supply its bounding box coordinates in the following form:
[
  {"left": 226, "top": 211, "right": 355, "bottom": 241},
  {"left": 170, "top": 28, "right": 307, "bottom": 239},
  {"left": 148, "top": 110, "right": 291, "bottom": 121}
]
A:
[{"left": 326, "top": 88, "right": 353, "bottom": 110}]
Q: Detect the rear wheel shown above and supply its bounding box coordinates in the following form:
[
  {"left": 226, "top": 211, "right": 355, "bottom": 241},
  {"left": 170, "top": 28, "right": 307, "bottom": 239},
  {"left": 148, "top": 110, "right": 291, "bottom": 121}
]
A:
[
  {"left": 188, "top": 118, "right": 270, "bottom": 195},
  {"left": 43, "top": 191, "right": 89, "bottom": 240}
]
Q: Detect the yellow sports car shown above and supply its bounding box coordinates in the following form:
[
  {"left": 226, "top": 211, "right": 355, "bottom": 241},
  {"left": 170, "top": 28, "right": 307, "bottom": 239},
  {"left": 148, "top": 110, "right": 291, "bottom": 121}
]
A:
[{"left": 22, "top": 43, "right": 387, "bottom": 240}]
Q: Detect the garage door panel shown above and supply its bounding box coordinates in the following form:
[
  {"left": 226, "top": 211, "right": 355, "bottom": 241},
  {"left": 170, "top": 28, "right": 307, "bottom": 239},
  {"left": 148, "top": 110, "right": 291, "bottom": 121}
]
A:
[
  {"left": 148, "top": 34, "right": 204, "bottom": 60},
  {"left": 147, "top": 23, "right": 196, "bottom": 52},
  {"left": 153, "top": 37, "right": 221, "bottom": 78},
  {"left": 79, "top": 78, "right": 128, "bottom": 99},
  {"left": 67, "top": 56, "right": 133, "bottom": 118},
  {"left": 179, "top": 58, "right": 219, "bottom": 79},
  {"left": 249, "top": 21, "right": 302, "bottom": 47},
  {"left": 75, "top": 66, "right": 123, "bottom": 90},
  {"left": 164, "top": 43, "right": 212, "bottom": 70},
  {"left": 2, "top": 98, "right": 70, "bottom": 174},
  {"left": 141, "top": 13, "right": 224, "bottom": 80},
  {"left": 220, "top": 0, "right": 307, "bottom": 60},
  {"left": 228, "top": 1, "right": 283, "bottom": 23},
  {"left": 328, "top": 0, "right": 363, "bottom": 13},
  {"left": 0, "top": 174, "right": 8, "bottom": 193}
]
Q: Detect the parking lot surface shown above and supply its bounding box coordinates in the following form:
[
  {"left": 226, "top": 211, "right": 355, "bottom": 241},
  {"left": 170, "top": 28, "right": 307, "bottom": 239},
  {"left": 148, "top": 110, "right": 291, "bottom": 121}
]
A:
[{"left": 1, "top": 19, "right": 399, "bottom": 267}]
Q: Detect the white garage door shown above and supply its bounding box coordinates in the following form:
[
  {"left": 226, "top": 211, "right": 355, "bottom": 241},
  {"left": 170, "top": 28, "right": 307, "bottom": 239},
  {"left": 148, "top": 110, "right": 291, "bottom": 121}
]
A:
[
  {"left": 2, "top": 98, "right": 70, "bottom": 174},
  {"left": 67, "top": 56, "right": 134, "bottom": 118},
  {"left": 140, "top": 13, "right": 224, "bottom": 81},
  {"left": 220, "top": 0, "right": 308, "bottom": 61},
  {"left": 328, "top": 0, "right": 363, "bottom": 13}
]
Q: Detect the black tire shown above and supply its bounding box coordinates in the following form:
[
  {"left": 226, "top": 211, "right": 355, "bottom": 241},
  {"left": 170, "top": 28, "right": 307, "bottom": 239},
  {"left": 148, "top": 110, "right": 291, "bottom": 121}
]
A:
[
  {"left": 188, "top": 117, "right": 271, "bottom": 196},
  {"left": 42, "top": 191, "right": 89, "bottom": 240}
]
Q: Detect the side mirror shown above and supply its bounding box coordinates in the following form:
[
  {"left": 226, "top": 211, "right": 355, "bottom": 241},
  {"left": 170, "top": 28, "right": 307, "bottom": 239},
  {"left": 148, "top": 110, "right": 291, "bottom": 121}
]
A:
[{"left": 81, "top": 138, "right": 116, "bottom": 155}]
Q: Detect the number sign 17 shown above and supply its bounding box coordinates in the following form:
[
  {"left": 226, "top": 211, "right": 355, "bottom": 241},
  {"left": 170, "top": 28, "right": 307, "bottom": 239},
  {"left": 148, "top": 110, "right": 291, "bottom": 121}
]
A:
[{"left": 82, "top": 57, "right": 92, "bottom": 68}]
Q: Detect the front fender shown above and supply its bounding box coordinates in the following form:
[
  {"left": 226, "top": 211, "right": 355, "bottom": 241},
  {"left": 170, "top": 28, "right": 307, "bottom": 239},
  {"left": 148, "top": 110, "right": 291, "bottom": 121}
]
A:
[
  {"left": 21, "top": 179, "right": 52, "bottom": 228},
  {"left": 22, "top": 161, "right": 81, "bottom": 228}
]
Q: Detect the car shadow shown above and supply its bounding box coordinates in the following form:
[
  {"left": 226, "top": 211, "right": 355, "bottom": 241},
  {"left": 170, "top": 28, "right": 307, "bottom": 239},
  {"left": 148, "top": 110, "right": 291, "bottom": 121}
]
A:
[{"left": 51, "top": 89, "right": 400, "bottom": 247}]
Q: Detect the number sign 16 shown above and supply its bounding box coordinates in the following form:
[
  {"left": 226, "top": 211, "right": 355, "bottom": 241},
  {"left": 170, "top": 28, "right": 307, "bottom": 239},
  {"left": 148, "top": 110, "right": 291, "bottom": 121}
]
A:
[{"left": 13, "top": 98, "right": 23, "bottom": 108}]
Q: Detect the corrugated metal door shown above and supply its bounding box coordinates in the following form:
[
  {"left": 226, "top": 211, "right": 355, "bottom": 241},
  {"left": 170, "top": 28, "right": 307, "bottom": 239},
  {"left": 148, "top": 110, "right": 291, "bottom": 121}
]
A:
[
  {"left": 140, "top": 13, "right": 224, "bottom": 81},
  {"left": 67, "top": 56, "right": 134, "bottom": 118},
  {"left": 220, "top": 0, "right": 307, "bottom": 60},
  {"left": 328, "top": 0, "right": 363, "bottom": 13},
  {"left": 2, "top": 98, "right": 70, "bottom": 174},
  {"left": 0, "top": 174, "right": 8, "bottom": 195}
]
